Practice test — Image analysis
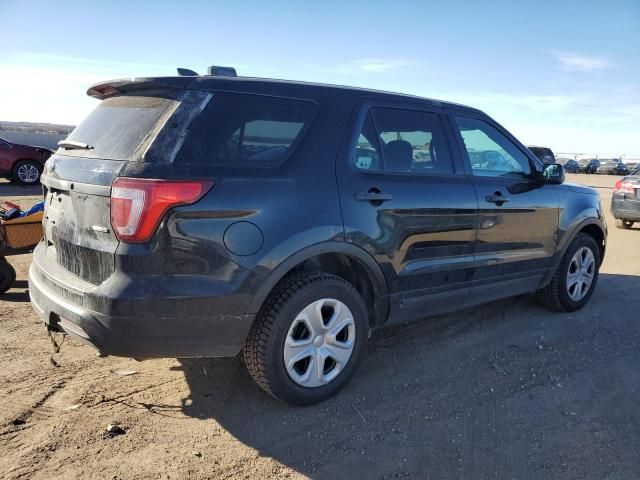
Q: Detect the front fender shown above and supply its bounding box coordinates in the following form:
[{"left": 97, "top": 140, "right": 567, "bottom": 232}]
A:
[{"left": 540, "top": 190, "right": 606, "bottom": 287}]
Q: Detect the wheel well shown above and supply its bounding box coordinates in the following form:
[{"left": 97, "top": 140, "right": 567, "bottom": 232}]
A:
[
  {"left": 579, "top": 224, "right": 605, "bottom": 263},
  {"left": 282, "top": 253, "right": 383, "bottom": 328}
]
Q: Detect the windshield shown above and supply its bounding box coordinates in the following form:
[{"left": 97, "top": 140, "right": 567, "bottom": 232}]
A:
[{"left": 60, "top": 93, "right": 180, "bottom": 161}]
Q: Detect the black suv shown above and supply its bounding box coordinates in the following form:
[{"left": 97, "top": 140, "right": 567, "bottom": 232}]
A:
[
  {"left": 579, "top": 158, "right": 601, "bottom": 174},
  {"left": 29, "top": 70, "right": 607, "bottom": 405}
]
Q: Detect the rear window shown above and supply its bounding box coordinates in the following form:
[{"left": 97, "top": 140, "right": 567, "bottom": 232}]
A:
[
  {"left": 62, "top": 94, "right": 179, "bottom": 160},
  {"left": 175, "top": 93, "right": 317, "bottom": 166}
]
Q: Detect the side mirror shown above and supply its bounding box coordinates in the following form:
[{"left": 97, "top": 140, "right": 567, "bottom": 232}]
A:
[{"left": 543, "top": 163, "right": 565, "bottom": 184}]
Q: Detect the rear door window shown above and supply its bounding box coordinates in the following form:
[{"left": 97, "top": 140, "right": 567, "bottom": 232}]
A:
[
  {"left": 353, "top": 107, "right": 454, "bottom": 175},
  {"left": 175, "top": 93, "right": 317, "bottom": 166},
  {"left": 61, "top": 94, "right": 180, "bottom": 161}
]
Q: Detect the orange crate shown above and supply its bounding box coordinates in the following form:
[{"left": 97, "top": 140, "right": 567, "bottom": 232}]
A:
[{"left": 0, "top": 213, "right": 43, "bottom": 249}]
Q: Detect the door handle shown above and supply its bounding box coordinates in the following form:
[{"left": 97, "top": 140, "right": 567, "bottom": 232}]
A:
[
  {"left": 485, "top": 192, "right": 510, "bottom": 204},
  {"left": 355, "top": 191, "right": 393, "bottom": 202}
]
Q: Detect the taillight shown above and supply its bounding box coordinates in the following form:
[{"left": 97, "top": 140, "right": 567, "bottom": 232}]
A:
[
  {"left": 614, "top": 180, "right": 634, "bottom": 194},
  {"left": 110, "top": 178, "right": 213, "bottom": 243}
]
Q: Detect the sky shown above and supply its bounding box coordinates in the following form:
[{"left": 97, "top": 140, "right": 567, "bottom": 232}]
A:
[{"left": 0, "top": 0, "right": 638, "bottom": 157}]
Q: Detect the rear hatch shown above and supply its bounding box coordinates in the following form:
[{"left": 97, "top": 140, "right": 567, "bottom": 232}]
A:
[{"left": 40, "top": 84, "right": 207, "bottom": 284}]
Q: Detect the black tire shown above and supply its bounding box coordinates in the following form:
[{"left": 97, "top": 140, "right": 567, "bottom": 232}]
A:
[
  {"left": 244, "top": 272, "right": 368, "bottom": 405},
  {"left": 537, "top": 233, "right": 601, "bottom": 312},
  {"left": 11, "top": 159, "right": 42, "bottom": 185},
  {"left": 615, "top": 219, "right": 634, "bottom": 229},
  {"left": 0, "top": 258, "right": 16, "bottom": 294}
]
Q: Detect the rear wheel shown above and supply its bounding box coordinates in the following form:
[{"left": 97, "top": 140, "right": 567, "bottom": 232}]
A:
[
  {"left": 537, "top": 233, "right": 600, "bottom": 312},
  {"left": 244, "top": 272, "right": 368, "bottom": 405},
  {"left": 0, "top": 258, "right": 16, "bottom": 294},
  {"left": 615, "top": 219, "right": 634, "bottom": 229},
  {"left": 12, "top": 160, "right": 42, "bottom": 185}
]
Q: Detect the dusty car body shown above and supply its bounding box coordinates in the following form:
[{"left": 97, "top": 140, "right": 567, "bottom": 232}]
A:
[{"left": 29, "top": 70, "right": 607, "bottom": 404}]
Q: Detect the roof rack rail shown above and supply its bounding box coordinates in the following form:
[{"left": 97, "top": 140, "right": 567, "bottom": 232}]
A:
[{"left": 207, "top": 66, "right": 237, "bottom": 77}]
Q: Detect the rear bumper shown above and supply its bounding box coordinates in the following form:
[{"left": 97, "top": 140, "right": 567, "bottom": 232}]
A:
[
  {"left": 612, "top": 198, "right": 640, "bottom": 221},
  {"left": 28, "top": 245, "right": 256, "bottom": 358}
]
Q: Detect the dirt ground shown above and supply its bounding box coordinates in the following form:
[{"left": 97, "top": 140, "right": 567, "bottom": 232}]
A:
[{"left": 1, "top": 174, "right": 639, "bottom": 479}]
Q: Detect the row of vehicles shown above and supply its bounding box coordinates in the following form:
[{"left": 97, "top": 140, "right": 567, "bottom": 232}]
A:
[
  {"left": 527, "top": 148, "right": 636, "bottom": 175},
  {"left": 563, "top": 158, "right": 636, "bottom": 175},
  {"left": 527, "top": 147, "right": 639, "bottom": 229}
]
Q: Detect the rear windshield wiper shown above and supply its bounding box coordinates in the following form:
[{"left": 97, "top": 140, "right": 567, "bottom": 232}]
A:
[{"left": 58, "top": 140, "right": 94, "bottom": 150}]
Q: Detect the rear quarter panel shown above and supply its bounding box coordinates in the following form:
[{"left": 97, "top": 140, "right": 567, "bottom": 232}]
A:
[{"left": 118, "top": 87, "right": 358, "bottom": 315}]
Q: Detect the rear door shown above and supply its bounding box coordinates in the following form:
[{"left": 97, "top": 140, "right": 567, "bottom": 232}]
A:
[
  {"left": 337, "top": 100, "right": 478, "bottom": 323},
  {"left": 448, "top": 112, "right": 559, "bottom": 301}
]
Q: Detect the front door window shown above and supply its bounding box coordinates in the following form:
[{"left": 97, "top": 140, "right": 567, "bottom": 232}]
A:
[{"left": 454, "top": 116, "right": 531, "bottom": 177}]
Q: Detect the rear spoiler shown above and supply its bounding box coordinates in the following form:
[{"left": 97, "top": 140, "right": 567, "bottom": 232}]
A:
[{"left": 86, "top": 77, "right": 195, "bottom": 100}]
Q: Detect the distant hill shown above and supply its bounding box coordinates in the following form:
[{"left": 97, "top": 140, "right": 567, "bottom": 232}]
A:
[
  {"left": 0, "top": 121, "right": 75, "bottom": 135},
  {"left": 0, "top": 122, "right": 75, "bottom": 150}
]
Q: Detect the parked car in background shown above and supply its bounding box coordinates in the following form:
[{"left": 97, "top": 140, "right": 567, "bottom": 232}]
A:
[
  {"left": 611, "top": 165, "right": 640, "bottom": 229},
  {"left": 597, "top": 161, "right": 629, "bottom": 175},
  {"left": 527, "top": 146, "right": 556, "bottom": 165},
  {"left": 28, "top": 69, "right": 607, "bottom": 405},
  {"left": 563, "top": 159, "right": 580, "bottom": 173},
  {"left": 615, "top": 163, "right": 630, "bottom": 175},
  {"left": 0, "top": 136, "right": 52, "bottom": 185},
  {"left": 579, "top": 158, "right": 601, "bottom": 174}
]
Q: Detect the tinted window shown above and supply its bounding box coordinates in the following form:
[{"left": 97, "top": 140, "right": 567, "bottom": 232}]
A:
[
  {"left": 354, "top": 107, "right": 453, "bottom": 174},
  {"left": 454, "top": 116, "right": 531, "bottom": 176},
  {"left": 528, "top": 146, "right": 555, "bottom": 164},
  {"left": 176, "top": 93, "right": 316, "bottom": 166},
  {"left": 354, "top": 112, "right": 382, "bottom": 171},
  {"left": 63, "top": 94, "right": 179, "bottom": 160}
]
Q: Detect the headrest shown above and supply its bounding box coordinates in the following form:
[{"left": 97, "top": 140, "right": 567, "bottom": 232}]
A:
[{"left": 384, "top": 140, "right": 413, "bottom": 171}]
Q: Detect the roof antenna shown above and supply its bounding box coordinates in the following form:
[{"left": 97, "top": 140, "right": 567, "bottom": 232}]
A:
[{"left": 177, "top": 68, "right": 199, "bottom": 76}]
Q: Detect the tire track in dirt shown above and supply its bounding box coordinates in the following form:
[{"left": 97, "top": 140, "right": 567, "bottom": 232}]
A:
[
  {"left": 1, "top": 379, "right": 68, "bottom": 479},
  {"left": 458, "top": 301, "right": 500, "bottom": 480}
]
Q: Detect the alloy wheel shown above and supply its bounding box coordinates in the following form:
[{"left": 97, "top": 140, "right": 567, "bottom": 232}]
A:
[{"left": 17, "top": 163, "right": 40, "bottom": 184}]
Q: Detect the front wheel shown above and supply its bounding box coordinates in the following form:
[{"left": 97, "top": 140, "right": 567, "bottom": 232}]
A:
[
  {"left": 537, "top": 233, "right": 601, "bottom": 312},
  {"left": 12, "top": 160, "right": 42, "bottom": 185},
  {"left": 244, "top": 272, "right": 368, "bottom": 405}
]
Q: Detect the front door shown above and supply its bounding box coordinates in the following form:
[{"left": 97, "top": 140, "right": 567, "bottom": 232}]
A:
[
  {"left": 337, "top": 101, "right": 478, "bottom": 323},
  {"left": 449, "top": 113, "right": 559, "bottom": 302}
]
